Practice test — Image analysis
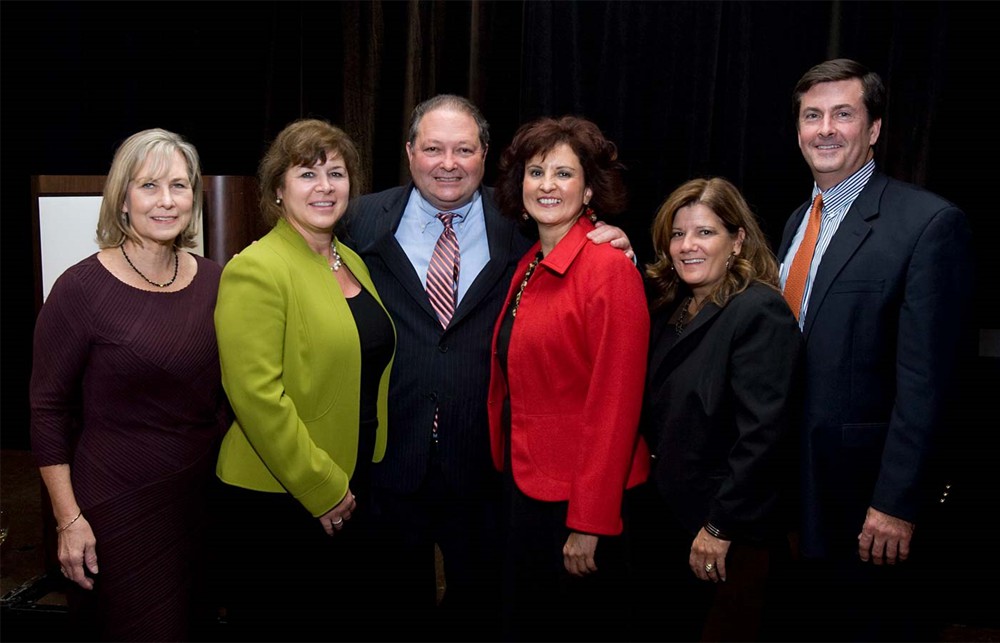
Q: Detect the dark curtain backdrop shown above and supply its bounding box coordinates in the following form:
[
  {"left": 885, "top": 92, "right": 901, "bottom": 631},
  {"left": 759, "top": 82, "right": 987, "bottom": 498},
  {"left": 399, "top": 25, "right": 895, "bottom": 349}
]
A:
[{"left": 2, "top": 1, "right": 996, "bottom": 623}]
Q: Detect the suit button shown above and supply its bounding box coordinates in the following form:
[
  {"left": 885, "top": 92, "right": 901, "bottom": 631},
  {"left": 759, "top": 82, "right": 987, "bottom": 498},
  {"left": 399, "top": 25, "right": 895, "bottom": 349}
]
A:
[
  {"left": 438, "top": 345, "right": 448, "bottom": 353},
  {"left": 428, "top": 392, "right": 438, "bottom": 402}
]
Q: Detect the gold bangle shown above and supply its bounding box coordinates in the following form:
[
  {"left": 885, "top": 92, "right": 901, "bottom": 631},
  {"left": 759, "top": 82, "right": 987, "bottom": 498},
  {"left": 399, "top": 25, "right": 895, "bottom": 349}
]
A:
[{"left": 56, "top": 511, "right": 82, "bottom": 533}]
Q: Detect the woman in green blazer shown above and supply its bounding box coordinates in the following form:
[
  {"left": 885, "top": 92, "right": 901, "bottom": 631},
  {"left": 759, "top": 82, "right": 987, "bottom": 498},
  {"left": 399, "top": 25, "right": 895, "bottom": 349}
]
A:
[{"left": 212, "top": 119, "right": 395, "bottom": 641}]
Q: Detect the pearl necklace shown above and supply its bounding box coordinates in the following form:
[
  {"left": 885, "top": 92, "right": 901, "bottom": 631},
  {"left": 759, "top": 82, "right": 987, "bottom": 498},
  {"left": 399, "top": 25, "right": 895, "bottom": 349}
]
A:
[
  {"left": 120, "top": 244, "right": 179, "bottom": 288},
  {"left": 330, "top": 243, "right": 342, "bottom": 271}
]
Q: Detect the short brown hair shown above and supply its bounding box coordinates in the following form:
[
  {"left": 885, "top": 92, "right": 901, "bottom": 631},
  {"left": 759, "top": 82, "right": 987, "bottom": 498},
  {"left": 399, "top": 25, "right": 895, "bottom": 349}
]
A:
[
  {"left": 646, "top": 177, "right": 779, "bottom": 311},
  {"left": 495, "top": 116, "right": 625, "bottom": 233},
  {"left": 792, "top": 58, "right": 886, "bottom": 125},
  {"left": 258, "top": 118, "right": 362, "bottom": 227}
]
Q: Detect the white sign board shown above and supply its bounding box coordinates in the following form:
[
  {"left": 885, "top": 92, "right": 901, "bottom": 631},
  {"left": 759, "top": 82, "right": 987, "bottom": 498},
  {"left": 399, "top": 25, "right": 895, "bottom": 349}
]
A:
[{"left": 37, "top": 196, "right": 204, "bottom": 301}]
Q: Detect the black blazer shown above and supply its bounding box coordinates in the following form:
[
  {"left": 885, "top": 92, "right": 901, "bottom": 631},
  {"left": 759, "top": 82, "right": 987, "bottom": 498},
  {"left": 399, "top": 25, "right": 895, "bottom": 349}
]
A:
[
  {"left": 644, "top": 283, "right": 803, "bottom": 543},
  {"left": 776, "top": 171, "right": 974, "bottom": 557},
  {"left": 345, "top": 185, "right": 533, "bottom": 495}
]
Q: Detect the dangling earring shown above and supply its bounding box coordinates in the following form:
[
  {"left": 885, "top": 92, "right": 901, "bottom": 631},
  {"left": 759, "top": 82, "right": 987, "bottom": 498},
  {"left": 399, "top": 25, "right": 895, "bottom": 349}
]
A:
[
  {"left": 585, "top": 205, "right": 596, "bottom": 222},
  {"left": 725, "top": 252, "right": 735, "bottom": 270},
  {"left": 521, "top": 210, "right": 529, "bottom": 221},
  {"left": 669, "top": 263, "right": 675, "bottom": 272},
  {"left": 276, "top": 197, "right": 283, "bottom": 205}
]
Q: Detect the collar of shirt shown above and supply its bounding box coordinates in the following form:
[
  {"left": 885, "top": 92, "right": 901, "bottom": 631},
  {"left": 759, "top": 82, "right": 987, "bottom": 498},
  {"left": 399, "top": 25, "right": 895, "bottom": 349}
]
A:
[
  {"left": 811, "top": 158, "right": 875, "bottom": 215},
  {"left": 411, "top": 188, "right": 480, "bottom": 230}
]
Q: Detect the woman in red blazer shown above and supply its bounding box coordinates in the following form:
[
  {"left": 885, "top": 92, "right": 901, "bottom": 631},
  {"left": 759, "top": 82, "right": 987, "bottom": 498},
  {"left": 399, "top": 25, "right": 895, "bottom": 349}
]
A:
[{"left": 488, "top": 116, "right": 650, "bottom": 642}]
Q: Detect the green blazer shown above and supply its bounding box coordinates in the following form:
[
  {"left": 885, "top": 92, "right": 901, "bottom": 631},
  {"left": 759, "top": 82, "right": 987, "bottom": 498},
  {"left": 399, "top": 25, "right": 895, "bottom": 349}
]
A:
[{"left": 215, "top": 218, "right": 394, "bottom": 517}]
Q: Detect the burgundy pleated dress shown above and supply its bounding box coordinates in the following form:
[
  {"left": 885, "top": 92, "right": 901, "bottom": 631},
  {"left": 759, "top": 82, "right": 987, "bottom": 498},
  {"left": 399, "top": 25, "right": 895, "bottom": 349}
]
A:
[{"left": 30, "top": 253, "right": 229, "bottom": 641}]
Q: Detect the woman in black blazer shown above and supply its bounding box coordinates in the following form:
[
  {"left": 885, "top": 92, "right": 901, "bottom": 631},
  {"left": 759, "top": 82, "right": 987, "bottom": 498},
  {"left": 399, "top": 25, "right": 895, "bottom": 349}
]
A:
[{"left": 633, "top": 177, "right": 803, "bottom": 642}]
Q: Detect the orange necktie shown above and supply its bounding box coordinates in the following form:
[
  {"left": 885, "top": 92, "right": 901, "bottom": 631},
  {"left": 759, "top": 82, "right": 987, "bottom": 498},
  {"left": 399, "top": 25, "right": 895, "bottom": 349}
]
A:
[{"left": 783, "top": 193, "right": 823, "bottom": 321}]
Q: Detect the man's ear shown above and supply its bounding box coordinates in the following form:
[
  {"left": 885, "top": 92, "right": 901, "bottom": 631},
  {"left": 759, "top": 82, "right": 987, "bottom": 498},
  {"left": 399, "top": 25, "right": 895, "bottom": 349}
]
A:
[{"left": 868, "top": 117, "right": 882, "bottom": 147}]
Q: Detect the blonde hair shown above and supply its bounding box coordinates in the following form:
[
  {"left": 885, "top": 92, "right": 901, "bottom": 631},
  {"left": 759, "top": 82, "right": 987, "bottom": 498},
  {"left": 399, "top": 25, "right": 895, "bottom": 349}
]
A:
[{"left": 96, "top": 128, "right": 203, "bottom": 249}]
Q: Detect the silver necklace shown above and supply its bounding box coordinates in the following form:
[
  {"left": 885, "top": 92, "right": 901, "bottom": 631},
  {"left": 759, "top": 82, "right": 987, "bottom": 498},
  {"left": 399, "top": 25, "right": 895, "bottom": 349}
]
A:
[
  {"left": 330, "top": 243, "right": 342, "bottom": 271},
  {"left": 120, "top": 244, "right": 178, "bottom": 288}
]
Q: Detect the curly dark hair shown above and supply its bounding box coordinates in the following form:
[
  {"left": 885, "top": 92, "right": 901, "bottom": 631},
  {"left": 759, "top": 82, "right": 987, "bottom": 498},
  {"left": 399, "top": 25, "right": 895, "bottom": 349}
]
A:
[{"left": 494, "top": 116, "right": 625, "bottom": 234}]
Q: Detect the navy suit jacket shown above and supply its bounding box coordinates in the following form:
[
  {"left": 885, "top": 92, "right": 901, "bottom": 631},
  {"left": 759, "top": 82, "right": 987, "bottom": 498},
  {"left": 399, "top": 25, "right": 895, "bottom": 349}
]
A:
[
  {"left": 777, "top": 171, "right": 974, "bottom": 558},
  {"left": 345, "top": 184, "right": 533, "bottom": 495}
]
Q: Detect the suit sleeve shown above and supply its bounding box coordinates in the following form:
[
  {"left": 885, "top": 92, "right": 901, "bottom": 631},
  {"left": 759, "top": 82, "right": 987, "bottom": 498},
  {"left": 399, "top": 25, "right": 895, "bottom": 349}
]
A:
[
  {"left": 215, "top": 250, "right": 349, "bottom": 516},
  {"left": 708, "top": 291, "right": 803, "bottom": 538},
  {"left": 567, "top": 256, "right": 650, "bottom": 535},
  {"left": 873, "top": 206, "right": 974, "bottom": 521}
]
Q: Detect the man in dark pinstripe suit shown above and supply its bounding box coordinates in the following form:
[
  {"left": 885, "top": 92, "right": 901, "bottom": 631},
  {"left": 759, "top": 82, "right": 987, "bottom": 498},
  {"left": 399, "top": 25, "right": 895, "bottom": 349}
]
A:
[{"left": 345, "top": 95, "right": 631, "bottom": 640}]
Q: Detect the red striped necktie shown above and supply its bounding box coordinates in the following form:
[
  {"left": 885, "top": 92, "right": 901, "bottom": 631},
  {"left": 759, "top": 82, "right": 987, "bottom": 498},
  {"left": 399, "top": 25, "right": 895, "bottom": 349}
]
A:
[{"left": 426, "top": 212, "right": 460, "bottom": 328}]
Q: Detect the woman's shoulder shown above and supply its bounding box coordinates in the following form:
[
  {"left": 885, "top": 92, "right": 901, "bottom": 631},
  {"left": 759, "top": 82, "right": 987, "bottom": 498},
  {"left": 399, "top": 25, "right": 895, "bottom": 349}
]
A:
[
  {"left": 727, "top": 282, "right": 799, "bottom": 326},
  {"left": 50, "top": 252, "right": 107, "bottom": 290},
  {"left": 221, "top": 230, "right": 286, "bottom": 272}
]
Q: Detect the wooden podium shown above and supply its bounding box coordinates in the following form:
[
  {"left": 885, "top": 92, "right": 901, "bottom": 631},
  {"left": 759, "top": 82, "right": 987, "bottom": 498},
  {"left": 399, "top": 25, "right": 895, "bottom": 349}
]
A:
[{"left": 31, "top": 174, "right": 265, "bottom": 312}]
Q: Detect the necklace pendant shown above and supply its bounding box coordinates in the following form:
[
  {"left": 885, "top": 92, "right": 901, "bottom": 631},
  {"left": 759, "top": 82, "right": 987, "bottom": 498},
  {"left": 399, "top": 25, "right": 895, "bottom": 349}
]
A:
[{"left": 330, "top": 243, "right": 342, "bottom": 271}]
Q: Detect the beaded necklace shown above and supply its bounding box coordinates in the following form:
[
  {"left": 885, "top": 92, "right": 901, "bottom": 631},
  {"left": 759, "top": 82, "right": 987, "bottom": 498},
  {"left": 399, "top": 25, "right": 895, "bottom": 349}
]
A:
[
  {"left": 510, "top": 252, "right": 544, "bottom": 318},
  {"left": 120, "top": 244, "right": 179, "bottom": 288}
]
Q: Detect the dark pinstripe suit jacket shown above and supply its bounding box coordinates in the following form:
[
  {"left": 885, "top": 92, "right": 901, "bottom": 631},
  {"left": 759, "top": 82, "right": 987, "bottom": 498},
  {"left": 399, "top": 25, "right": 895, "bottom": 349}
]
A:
[{"left": 345, "top": 184, "right": 533, "bottom": 495}]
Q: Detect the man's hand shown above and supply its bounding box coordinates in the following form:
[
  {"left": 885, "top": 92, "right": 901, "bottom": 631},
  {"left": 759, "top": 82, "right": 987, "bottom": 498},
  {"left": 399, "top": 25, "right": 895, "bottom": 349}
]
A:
[
  {"left": 858, "top": 506, "right": 915, "bottom": 565},
  {"left": 587, "top": 221, "right": 635, "bottom": 261}
]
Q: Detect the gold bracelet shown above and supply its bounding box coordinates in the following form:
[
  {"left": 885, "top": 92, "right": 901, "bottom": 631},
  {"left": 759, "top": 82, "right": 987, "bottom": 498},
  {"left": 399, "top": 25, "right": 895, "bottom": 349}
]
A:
[{"left": 56, "top": 511, "right": 82, "bottom": 533}]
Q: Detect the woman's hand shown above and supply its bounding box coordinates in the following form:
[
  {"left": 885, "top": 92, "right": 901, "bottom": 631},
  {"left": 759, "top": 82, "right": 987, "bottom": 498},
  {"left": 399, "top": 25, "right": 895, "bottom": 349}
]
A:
[
  {"left": 319, "top": 489, "right": 356, "bottom": 536},
  {"left": 690, "top": 527, "right": 731, "bottom": 583},
  {"left": 563, "top": 531, "right": 599, "bottom": 577},
  {"left": 58, "top": 515, "right": 98, "bottom": 590}
]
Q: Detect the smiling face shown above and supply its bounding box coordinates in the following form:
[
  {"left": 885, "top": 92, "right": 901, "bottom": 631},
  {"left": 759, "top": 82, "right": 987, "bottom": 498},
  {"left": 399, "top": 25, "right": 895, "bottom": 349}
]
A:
[
  {"left": 797, "top": 78, "right": 881, "bottom": 190},
  {"left": 522, "top": 142, "right": 593, "bottom": 241},
  {"left": 670, "top": 202, "right": 745, "bottom": 303},
  {"left": 122, "top": 150, "right": 194, "bottom": 246},
  {"left": 406, "top": 107, "right": 487, "bottom": 211},
  {"left": 277, "top": 150, "right": 350, "bottom": 239}
]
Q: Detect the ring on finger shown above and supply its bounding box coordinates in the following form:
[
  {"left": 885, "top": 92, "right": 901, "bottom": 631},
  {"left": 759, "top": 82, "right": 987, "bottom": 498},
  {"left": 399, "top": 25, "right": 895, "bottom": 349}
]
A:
[
  {"left": 704, "top": 562, "right": 714, "bottom": 572},
  {"left": 332, "top": 517, "right": 344, "bottom": 526}
]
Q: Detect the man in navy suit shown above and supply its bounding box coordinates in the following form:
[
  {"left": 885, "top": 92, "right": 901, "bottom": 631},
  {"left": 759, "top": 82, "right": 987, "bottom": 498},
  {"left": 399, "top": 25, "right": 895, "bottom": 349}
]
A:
[
  {"left": 776, "top": 59, "right": 974, "bottom": 641},
  {"left": 345, "top": 95, "right": 631, "bottom": 640}
]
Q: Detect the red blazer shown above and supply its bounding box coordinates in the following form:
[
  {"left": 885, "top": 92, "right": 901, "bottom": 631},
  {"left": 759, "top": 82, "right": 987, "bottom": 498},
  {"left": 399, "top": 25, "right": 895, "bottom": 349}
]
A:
[{"left": 488, "top": 217, "right": 650, "bottom": 536}]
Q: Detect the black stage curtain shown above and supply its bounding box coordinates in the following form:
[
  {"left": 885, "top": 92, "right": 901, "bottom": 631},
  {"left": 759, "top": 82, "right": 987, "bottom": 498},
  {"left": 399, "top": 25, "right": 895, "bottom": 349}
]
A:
[{"left": 2, "top": 1, "right": 995, "bottom": 626}]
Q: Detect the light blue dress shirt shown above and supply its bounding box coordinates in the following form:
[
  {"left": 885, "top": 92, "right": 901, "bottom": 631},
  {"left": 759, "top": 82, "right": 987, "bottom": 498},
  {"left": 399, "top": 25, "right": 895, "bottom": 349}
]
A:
[{"left": 394, "top": 188, "right": 490, "bottom": 305}]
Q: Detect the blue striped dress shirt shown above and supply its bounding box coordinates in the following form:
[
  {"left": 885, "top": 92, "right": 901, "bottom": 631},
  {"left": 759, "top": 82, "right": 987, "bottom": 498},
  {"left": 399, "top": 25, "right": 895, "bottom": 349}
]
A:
[{"left": 779, "top": 159, "right": 875, "bottom": 329}]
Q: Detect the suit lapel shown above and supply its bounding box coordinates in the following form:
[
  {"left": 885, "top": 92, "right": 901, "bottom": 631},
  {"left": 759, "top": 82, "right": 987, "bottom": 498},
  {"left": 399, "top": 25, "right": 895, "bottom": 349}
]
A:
[
  {"left": 778, "top": 201, "right": 811, "bottom": 260},
  {"left": 367, "top": 185, "right": 441, "bottom": 323},
  {"left": 647, "top": 300, "right": 722, "bottom": 385},
  {"left": 801, "top": 173, "right": 887, "bottom": 338},
  {"left": 450, "top": 189, "right": 520, "bottom": 327}
]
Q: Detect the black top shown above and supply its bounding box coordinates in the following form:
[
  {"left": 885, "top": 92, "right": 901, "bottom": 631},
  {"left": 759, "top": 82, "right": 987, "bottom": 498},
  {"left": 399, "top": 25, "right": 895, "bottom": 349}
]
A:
[{"left": 345, "top": 286, "right": 394, "bottom": 488}]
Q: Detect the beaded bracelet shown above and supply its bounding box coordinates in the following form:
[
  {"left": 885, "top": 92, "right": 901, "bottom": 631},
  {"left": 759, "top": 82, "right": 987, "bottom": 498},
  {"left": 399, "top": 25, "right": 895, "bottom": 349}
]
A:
[{"left": 56, "top": 511, "right": 82, "bottom": 533}]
